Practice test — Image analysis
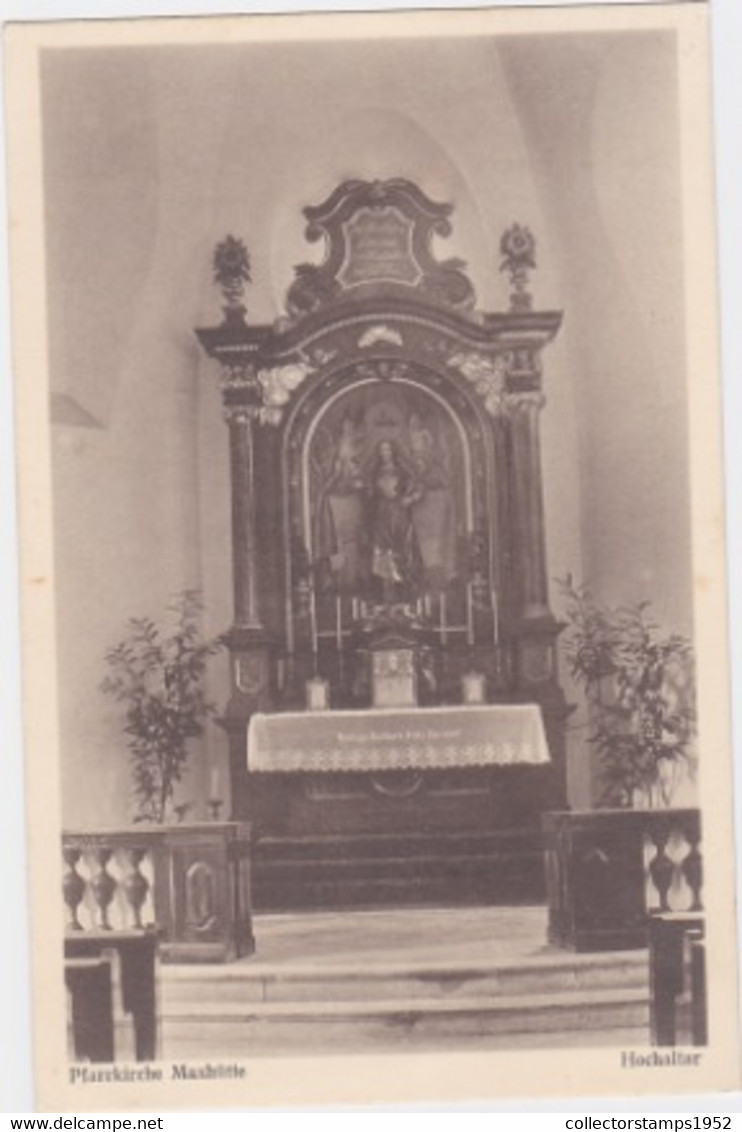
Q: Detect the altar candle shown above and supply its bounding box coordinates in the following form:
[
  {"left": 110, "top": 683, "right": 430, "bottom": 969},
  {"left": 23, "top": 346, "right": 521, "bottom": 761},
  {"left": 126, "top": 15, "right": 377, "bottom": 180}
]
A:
[
  {"left": 335, "top": 595, "right": 343, "bottom": 651},
  {"left": 306, "top": 675, "right": 329, "bottom": 711},
  {"left": 440, "top": 592, "right": 447, "bottom": 645},
  {"left": 462, "top": 670, "right": 485, "bottom": 705},
  {"left": 466, "top": 581, "right": 474, "bottom": 646},
  {"left": 492, "top": 587, "right": 500, "bottom": 647},
  {"left": 424, "top": 593, "right": 432, "bottom": 618},
  {"left": 209, "top": 765, "right": 221, "bottom": 800},
  {"left": 352, "top": 597, "right": 360, "bottom": 621},
  {"left": 309, "top": 588, "right": 318, "bottom": 658}
]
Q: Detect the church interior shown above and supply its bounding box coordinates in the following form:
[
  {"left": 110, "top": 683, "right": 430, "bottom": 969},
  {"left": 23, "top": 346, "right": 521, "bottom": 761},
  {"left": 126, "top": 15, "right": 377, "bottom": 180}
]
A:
[{"left": 47, "top": 25, "right": 702, "bottom": 1057}]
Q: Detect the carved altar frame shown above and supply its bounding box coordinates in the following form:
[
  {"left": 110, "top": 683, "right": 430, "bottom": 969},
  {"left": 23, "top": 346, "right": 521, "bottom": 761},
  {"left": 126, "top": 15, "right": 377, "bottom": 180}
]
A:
[{"left": 196, "top": 180, "right": 570, "bottom": 904}]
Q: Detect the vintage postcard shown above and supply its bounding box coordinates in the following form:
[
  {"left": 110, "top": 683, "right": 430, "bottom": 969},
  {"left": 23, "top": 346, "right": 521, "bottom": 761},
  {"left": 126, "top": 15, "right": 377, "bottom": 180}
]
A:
[{"left": 3, "top": 0, "right": 740, "bottom": 1112}]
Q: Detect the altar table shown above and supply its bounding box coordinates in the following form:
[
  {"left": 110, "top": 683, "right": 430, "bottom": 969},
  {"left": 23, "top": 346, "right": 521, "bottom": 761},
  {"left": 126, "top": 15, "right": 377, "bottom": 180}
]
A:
[{"left": 247, "top": 703, "right": 549, "bottom": 774}]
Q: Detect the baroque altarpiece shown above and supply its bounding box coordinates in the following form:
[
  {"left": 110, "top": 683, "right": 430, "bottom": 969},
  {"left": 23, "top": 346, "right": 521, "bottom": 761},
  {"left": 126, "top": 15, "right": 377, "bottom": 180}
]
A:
[{"left": 197, "top": 179, "right": 570, "bottom": 910}]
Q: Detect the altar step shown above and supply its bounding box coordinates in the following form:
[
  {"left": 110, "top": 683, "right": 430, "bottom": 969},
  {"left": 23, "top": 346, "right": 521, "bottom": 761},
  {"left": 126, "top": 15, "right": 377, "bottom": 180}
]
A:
[
  {"left": 252, "top": 829, "right": 545, "bottom": 911},
  {"left": 160, "top": 909, "right": 650, "bottom": 1057}
]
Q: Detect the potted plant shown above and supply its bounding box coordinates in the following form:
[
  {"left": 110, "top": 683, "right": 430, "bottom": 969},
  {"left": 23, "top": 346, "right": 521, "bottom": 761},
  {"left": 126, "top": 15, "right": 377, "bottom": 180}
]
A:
[
  {"left": 543, "top": 578, "right": 698, "bottom": 951},
  {"left": 558, "top": 578, "right": 696, "bottom": 809},
  {"left": 77, "top": 593, "right": 254, "bottom": 961},
  {"left": 101, "top": 590, "right": 223, "bottom": 823}
]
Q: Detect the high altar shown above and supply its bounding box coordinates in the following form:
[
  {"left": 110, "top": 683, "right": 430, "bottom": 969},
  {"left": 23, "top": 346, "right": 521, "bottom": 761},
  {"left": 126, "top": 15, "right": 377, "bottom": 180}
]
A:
[{"left": 196, "top": 179, "right": 570, "bottom": 910}]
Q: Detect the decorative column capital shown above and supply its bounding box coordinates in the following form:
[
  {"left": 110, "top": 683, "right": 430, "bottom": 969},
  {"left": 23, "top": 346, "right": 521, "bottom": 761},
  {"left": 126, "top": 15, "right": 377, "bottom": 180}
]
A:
[
  {"left": 220, "top": 361, "right": 265, "bottom": 425},
  {"left": 504, "top": 391, "right": 546, "bottom": 417},
  {"left": 220, "top": 361, "right": 258, "bottom": 389},
  {"left": 220, "top": 360, "right": 315, "bottom": 427},
  {"left": 223, "top": 405, "right": 261, "bottom": 427}
]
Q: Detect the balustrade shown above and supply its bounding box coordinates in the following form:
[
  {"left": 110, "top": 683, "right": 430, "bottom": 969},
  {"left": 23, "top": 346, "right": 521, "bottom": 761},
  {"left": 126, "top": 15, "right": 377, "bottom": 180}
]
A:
[
  {"left": 62, "top": 822, "right": 254, "bottom": 963},
  {"left": 62, "top": 833, "right": 156, "bottom": 934},
  {"left": 543, "top": 807, "right": 702, "bottom": 952},
  {"left": 643, "top": 809, "right": 703, "bottom": 914}
]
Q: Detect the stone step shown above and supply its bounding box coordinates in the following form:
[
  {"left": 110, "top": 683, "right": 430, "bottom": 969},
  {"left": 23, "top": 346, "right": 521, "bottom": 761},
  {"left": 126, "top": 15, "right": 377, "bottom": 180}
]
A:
[
  {"left": 252, "top": 860, "right": 545, "bottom": 910},
  {"left": 161, "top": 985, "right": 649, "bottom": 1057},
  {"left": 255, "top": 828, "right": 540, "bottom": 862},
  {"left": 252, "top": 830, "right": 546, "bottom": 909},
  {"left": 163, "top": 1024, "right": 650, "bottom": 1057},
  {"left": 161, "top": 952, "right": 649, "bottom": 1007}
]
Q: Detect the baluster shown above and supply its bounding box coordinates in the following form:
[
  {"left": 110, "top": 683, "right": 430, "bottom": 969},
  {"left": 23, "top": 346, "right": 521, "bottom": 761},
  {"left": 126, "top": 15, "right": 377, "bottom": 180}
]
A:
[
  {"left": 648, "top": 825, "right": 675, "bottom": 912},
  {"left": 62, "top": 847, "right": 86, "bottom": 931},
  {"left": 122, "top": 848, "right": 150, "bottom": 929},
  {"left": 89, "top": 848, "right": 116, "bottom": 930},
  {"left": 681, "top": 831, "right": 703, "bottom": 912}
]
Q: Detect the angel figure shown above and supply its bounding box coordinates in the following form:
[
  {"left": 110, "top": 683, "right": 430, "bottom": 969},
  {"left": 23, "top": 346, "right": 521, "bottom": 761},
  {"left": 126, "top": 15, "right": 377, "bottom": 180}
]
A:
[{"left": 366, "top": 439, "right": 424, "bottom": 604}]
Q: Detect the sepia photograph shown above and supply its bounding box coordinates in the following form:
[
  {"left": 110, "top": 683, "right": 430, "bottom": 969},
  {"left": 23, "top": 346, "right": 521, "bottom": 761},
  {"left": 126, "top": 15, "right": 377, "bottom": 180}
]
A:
[{"left": 3, "top": 0, "right": 740, "bottom": 1111}]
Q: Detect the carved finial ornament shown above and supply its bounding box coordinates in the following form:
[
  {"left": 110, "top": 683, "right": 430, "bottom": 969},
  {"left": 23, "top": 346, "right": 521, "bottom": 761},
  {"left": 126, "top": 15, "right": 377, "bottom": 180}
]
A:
[
  {"left": 213, "top": 235, "right": 252, "bottom": 311},
  {"left": 499, "top": 224, "right": 537, "bottom": 312}
]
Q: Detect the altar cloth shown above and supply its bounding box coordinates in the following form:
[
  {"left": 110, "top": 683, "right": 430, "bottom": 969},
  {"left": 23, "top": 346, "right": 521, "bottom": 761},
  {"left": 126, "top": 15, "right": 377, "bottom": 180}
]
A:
[{"left": 247, "top": 703, "right": 550, "bottom": 774}]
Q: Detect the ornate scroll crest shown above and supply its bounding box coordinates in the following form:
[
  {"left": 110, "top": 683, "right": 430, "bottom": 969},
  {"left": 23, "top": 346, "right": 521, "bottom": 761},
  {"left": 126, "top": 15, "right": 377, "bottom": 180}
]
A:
[
  {"left": 448, "top": 351, "right": 509, "bottom": 417},
  {"left": 499, "top": 224, "right": 536, "bottom": 312},
  {"left": 286, "top": 179, "right": 476, "bottom": 318}
]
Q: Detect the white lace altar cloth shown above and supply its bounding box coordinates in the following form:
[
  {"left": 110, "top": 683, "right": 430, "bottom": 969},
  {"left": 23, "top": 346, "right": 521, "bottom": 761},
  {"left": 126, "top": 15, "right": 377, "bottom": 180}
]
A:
[{"left": 247, "top": 703, "right": 550, "bottom": 773}]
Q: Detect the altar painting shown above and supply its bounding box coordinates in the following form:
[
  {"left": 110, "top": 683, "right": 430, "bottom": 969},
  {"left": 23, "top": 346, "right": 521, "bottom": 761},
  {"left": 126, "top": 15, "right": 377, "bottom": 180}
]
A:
[{"left": 307, "top": 381, "right": 470, "bottom": 607}]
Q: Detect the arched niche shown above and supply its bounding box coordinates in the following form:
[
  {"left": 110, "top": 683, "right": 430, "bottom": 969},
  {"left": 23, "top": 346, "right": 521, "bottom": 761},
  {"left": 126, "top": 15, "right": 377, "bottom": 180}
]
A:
[{"left": 281, "top": 360, "right": 498, "bottom": 658}]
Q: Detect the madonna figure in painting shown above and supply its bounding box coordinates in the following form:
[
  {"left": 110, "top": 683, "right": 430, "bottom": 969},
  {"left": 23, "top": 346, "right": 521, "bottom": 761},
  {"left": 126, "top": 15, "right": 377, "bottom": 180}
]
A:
[{"left": 366, "top": 439, "right": 424, "bottom": 604}]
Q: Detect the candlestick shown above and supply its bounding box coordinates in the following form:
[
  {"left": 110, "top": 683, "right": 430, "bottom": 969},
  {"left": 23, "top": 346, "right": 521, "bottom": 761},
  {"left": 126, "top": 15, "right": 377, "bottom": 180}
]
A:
[
  {"left": 440, "top": 592, "right": 447, "bottom": 646},
  {"left": 309, "top": 587, "right": 318, "bottom": 663},
  {"left": 466, "top": 581, "right": 474, "bottom": 646},
  {"left": 492, "top": 587, "right": 499, "bottom": 648},
  {"left": 335, "top": 595, "right": 343, "bottom": 651},
  {"left": 352, "top": 597, "right": 359, "bottom": 621},
  {"left": 209, "top": 766, "right": 221, "bottom": 800}
]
